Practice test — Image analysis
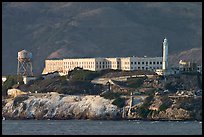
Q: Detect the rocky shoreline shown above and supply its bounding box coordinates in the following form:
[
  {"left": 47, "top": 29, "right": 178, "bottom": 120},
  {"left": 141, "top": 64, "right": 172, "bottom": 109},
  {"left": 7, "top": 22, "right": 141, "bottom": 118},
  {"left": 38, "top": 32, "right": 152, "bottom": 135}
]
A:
[
  {"left": 2, "top": 91, "right": 202, "bottom": 121},
  {"left": 2, "top": 92, "right": 121, "bottom": 120}
]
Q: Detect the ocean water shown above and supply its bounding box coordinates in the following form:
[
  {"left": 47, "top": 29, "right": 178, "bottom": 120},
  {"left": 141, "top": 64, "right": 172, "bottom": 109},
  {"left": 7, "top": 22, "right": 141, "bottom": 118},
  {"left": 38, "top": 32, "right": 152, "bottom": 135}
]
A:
[{"left": 2, "top": 120, "right": 202, "bottom": 135}]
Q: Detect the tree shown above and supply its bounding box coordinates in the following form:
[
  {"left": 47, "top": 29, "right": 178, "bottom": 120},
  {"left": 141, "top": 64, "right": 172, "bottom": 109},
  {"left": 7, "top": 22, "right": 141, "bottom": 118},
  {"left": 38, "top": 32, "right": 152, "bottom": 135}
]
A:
[{"left": 2, "top": 75, "right": 18, "bottom": 96}]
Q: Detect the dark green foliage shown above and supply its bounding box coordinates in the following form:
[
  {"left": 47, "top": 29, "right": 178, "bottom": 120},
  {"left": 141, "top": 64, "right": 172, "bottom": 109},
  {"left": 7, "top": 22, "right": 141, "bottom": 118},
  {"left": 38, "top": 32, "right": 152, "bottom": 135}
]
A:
[
  {"left": 197, "top": 73, "right": 202, "bottom": 89},
  {"left": 68, "top": 69, "right": 100, "bottom": 81},
  {"left": 164, "top": 82, "right": 176, "bottom": 91},
  {"left": 19, "top": 76, "right": 102, "bottom": 95},
  {"left": 2, "top": 75, "right": 18, "bottom": 96},
  {"left": 159, "top": 96, "right": 172, "bottom": 111},
  {"left": 126, "top": 76, "right": 147, "bottom": 88},
  {"left": 144, "top": 88, "right": 156, "bottom": 96},
  {"left": 13, "top": 95, "right": 29, "bottom": 107},
  {"left": 100, "top": 91, "right": 124, "bottom": 100},
  {"left": 112, "top": 97, "right": 126, "bottom": 108},
  {"left": 159, "top": 104, "right": 169, "bottom": 111},
  {"left": 137, "top": 95, "right": 154, "bottom": 118},
  {"left": 141, "top": 95, "right": 154, "bottom": 109},
  {"left": 138, "top": 108, "right": 151, "bottom": 118}
]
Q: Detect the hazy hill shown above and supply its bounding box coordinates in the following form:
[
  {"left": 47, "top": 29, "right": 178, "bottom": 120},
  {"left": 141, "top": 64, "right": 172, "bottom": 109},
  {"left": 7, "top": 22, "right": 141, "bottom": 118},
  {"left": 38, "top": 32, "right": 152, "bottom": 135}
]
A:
[
  {"left": 169, "top": 47, "right": 202, "bottom": 67},
  {"left": 2, "top": 2, "right": 202, "bottom": 75}
]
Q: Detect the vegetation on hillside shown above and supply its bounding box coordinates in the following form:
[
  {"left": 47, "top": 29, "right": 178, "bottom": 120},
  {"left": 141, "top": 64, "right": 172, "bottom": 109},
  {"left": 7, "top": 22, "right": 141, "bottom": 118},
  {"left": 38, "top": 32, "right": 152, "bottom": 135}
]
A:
[
  {"left": 2, "top": 75, "right": 19, "bottom": 96},
  {"left": 67, "top": 68, "right": 100, "bottom": 81}
]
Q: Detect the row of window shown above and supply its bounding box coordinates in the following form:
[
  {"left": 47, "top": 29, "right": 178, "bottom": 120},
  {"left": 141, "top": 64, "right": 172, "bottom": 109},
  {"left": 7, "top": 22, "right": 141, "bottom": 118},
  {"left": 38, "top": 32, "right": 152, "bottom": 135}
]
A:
[
  {"left": 131, "top": 66, "right": 162, "bottom": 70},
  {"left": 64, "top": 62, "right": 95, "bottom": 65},
  {"left": 48, "top": 61, "right": 162, "bottom": 67},
  {"left": 131, "top": 61, "right": 162, "bottom": 65}
]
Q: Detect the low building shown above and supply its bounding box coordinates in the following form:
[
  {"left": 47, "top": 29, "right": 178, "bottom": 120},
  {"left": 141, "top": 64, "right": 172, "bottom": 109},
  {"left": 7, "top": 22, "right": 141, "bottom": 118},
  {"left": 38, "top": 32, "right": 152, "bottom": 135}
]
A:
[
  {"left": 42, "top": 56, "right": 163, "bottom": 75},
  {"left": 179, "top": 60, "right": 197, "bottom": 72},
  {"left": 156, "top": 68, "right": 180, "bottom": 76}
]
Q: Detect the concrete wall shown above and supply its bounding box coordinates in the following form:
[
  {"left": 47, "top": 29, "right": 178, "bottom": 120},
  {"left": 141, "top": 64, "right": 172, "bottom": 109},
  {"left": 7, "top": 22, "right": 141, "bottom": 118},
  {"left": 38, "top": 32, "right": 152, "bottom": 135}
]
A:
[{"left": 43, "top": 56, "right": 163, "bottom": 75}]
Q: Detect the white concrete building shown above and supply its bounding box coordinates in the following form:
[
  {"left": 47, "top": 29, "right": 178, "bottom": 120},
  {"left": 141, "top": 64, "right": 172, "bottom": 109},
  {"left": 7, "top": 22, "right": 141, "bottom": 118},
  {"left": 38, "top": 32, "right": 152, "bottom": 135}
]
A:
[
  {"left": 42, "top": 56, "right": 163, "bottom": 75},
  {"left": 42, "top": 38, "right": 166, "bottom": 75}
]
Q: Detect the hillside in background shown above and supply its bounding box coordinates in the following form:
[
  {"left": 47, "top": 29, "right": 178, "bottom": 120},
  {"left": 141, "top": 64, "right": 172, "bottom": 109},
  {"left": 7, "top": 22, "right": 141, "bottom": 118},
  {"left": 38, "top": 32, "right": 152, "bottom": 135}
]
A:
[
  {"left": 169, "top": 47, "right": 202, "bottom": 67},
  {"left": 2, "top": 2, "right": 202, "bottom": 75}
]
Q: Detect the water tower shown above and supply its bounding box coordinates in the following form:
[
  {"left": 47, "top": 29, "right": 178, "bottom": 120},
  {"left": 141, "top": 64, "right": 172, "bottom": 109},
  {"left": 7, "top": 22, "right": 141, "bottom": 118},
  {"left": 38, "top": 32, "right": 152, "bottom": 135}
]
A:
[{"left": 17, "top": 50, "right": 33, "bottom": 77}]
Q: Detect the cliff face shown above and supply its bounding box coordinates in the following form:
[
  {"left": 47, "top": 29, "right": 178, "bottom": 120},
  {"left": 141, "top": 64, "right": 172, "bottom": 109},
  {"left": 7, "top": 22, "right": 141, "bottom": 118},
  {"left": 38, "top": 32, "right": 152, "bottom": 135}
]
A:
[
  {"left": 2, "top": 93, "right": 121, "bottom": 120},
  {"left": 147, "top": 96, "right": 202, "bottom": 121},
  {"left": 3, "top": 91, "right": 202, "bottom": 121}
]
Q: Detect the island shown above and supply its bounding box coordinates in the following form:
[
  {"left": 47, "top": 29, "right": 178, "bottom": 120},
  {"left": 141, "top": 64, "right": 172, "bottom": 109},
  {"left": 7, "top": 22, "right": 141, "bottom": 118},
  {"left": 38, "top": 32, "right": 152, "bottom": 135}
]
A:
[{"left": 2, "top": 68, "right": 202, "bottom": 121}]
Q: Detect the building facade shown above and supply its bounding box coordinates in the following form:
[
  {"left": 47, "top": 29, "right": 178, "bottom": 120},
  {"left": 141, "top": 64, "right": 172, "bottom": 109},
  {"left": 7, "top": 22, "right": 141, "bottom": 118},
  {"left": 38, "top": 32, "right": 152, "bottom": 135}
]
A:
[
  {"left": 42, "top": 56, "right": 163, "bottom": 75},
  {"left": 42, "top": 38, "right": 169, "bottom": 75}
]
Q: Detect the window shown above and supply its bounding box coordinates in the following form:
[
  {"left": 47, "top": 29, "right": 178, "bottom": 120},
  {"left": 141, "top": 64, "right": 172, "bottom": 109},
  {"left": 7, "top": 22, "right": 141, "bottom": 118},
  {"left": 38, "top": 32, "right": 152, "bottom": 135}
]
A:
[
  {"left": 160, "top": 61, "right": 162, "bottom": 64},
  {"left": 131, "top": 62, "right": 133, "bottom": 65},
  {"left": 153, "top": 62, "right": 155, "bottom": 64},
  {"left": 142, "top": 62, "right": 144, "bottom": 65},
  {"left": 146, "top": 62, "right": 148, "bottom": 65},
  {"left": 138, "top": 62, "right": 140, "bottom": 65},
  {"left": 150, "top": 62, "right": 152, "bottom": 64},
  {"left": 134, "top": 62, "right": 137, "bottom": 65},
  {"left": 157, "top": 62, "right": 159, "bottom": 64}
]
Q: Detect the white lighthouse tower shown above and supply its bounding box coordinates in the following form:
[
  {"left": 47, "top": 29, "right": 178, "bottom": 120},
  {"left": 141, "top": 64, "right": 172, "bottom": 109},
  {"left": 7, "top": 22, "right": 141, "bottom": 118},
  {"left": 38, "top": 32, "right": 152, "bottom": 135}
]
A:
[{"left": 162, "top": 37, "right": 168, "bottom": 70}]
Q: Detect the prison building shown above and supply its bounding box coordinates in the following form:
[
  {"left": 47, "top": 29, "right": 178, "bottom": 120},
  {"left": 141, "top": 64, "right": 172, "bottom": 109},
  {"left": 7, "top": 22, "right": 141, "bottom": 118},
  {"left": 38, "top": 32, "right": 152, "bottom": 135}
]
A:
[{"left": 42, "top": 56, "right": 163, "bottom": 75}]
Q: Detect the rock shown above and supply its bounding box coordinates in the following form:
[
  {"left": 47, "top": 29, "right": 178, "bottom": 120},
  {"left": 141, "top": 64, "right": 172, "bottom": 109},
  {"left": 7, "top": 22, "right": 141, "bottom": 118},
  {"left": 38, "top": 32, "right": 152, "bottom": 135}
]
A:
[
  {"left": 2, "top": 94, "right": 121, "bottom": 120},
  {"left": 7, "top": 89, "right": 27, "bottom": 98}
]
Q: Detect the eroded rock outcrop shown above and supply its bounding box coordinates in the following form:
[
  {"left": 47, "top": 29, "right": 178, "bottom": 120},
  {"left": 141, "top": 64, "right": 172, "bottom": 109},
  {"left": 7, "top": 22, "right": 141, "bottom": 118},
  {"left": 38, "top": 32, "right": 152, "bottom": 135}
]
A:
[{"left": 2, "top": 92, "right": 121, "bottom": 120}]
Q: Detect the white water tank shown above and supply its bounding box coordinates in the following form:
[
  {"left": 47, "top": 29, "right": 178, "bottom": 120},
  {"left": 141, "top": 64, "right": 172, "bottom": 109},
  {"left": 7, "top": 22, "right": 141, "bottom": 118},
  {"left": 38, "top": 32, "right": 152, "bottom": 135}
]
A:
[{"left": 18, "top": 50, "right": 32, "bottom": 62}]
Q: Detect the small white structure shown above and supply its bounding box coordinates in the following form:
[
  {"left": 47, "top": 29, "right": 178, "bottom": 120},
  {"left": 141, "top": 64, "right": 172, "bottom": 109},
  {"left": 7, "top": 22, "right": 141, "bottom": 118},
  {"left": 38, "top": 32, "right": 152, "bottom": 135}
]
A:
[
  {"left": 23, "top": 76, "right": 36, "bottom": 84},
  {"left": 2, "top": 76, "right": 7, "bottom": 85}
]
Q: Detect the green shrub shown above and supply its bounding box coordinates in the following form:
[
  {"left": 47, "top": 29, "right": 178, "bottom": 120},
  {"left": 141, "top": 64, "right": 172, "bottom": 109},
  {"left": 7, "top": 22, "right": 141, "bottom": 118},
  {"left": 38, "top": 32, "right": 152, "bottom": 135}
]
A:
[
  {"left": 137, "top": 95, "right": 154, "bottom": 118},
  {"left": 68, "top": 69, "right": 100, "bottom": 81},
  {"left": 112, "top": 97, "right": 126, "bottom": 108},
  {"left": 2, "top": 75, "right": 18, "bottom": 96},
  {"left": 159, "top": 96, "right": 172, "bottom": 111},
  {"left": 164, "top": 82, "right": 176, "bottom": 91},
  {"left": 126, "top": 77, "right": 146, "bottom": 88},
  {"left": 141, "top": 95, "right": 154, "bottom": 109},
  {"left": 100, "top": 91, "right": 122, "bottom": 99},
  {"left": 159, "top": 104, "right": 168, "bottom": 111},
  {"left": 138, "top": 108, "right": 151, "bottom": 118}
]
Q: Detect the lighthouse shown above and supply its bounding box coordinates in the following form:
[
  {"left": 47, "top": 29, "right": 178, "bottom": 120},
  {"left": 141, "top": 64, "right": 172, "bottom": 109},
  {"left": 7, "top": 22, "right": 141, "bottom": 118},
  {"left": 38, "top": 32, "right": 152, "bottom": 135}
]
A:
[{"left": 162, "top": 37, "right": 168, "bottom": 70}]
